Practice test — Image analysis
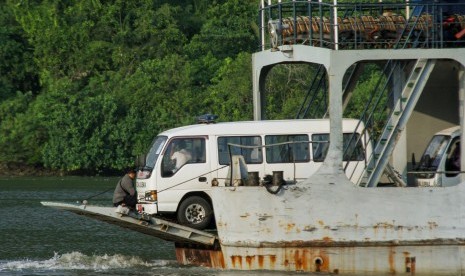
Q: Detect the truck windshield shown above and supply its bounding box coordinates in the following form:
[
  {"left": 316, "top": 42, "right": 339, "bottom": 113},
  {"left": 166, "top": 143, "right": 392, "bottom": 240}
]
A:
[
  {"left": 418, "top": 135, "right": 451, "bottom": 171},
  {"left": 146, "top": 136, "right": 167, "bottom": 169}
]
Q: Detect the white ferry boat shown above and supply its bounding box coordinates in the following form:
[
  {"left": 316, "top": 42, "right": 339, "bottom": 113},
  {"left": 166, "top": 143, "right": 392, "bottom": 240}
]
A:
[{"left": 43, "top": 0, "right": 465, "bottom": 274}]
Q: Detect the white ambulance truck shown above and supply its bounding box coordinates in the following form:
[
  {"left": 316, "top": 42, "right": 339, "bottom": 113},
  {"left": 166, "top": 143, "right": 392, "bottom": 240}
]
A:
[{"left": 135, "top": 118, "right": 370, "bottom": 229}]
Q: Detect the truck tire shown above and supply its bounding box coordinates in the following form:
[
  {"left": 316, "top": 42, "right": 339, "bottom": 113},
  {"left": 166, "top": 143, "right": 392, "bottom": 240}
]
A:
[{"left": 177, "top": 196, "right": 212, "bottom": 230}]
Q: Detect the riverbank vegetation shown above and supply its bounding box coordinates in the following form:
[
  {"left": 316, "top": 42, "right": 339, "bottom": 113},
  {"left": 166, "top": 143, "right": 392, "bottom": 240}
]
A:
[{"left": 0, "top": 0, "right": 381, "bottom": 175}]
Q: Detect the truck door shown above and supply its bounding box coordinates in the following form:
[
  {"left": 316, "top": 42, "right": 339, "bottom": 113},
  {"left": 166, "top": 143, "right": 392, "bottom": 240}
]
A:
[
  {"left": 443, "top": 137, "right": 461, "bottom": 187},
  {"left": 156, "top": 136, "right": 211, "bottom": 212}
]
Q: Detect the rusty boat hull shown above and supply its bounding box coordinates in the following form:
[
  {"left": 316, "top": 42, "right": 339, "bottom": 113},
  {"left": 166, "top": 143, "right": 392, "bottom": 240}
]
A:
[
  {"left": 176, "top": 242, "right": 465, "bottom": 274},
  {"left": 173, "top": 172, "right": 465, "bottom": 275}
]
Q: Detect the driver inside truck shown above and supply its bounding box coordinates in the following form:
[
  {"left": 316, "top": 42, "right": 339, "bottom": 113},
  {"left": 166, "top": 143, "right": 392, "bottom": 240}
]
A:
[{"left": 170, "top": 139, "right": 192, "bottom": 173}]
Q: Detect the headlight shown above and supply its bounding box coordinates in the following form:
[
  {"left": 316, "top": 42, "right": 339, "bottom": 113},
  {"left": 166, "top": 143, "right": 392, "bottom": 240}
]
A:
[
  {"left": 144, "top": 190, "right": 157, "bottom": 201},
  {"left": 137, "top": 170, "right": 152, "bottom": 179}
]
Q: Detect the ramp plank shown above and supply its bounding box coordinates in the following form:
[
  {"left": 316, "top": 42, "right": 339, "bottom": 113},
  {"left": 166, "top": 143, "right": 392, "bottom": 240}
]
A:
[{"left": 41, "top": 201, "right": 217, "bottom": 246}]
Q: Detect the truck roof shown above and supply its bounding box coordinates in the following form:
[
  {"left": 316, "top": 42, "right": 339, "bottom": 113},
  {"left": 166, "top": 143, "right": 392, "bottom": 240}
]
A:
[
  {"left": 158, "top": 118, "right": 364, "bottom": 137},
  {"left": 435, "top": 125, "right": 461, "bottom": 136}
]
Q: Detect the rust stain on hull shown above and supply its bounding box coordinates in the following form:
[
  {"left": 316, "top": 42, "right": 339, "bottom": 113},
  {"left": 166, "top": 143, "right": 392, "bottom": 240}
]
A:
[
  {"left": 178, "top": 246, "right": 331, "bottom": 273},
  {"left": 230, "top": 254, "right": 281, "bottom": 270},
  {"left": 229, "top": 249, "right": 331, "bottom": 272},
  {"left": 389, "top": 247, "right": 395, "bottom": 274},
  {"left": 404, "top": 252, "right": 416, "bottom": 274},
  {"left": 175, "top": 243, "right": 225, "bottom": 269},
  {"left": 174, "top": 242, "right": 465, "bottom": 274}
]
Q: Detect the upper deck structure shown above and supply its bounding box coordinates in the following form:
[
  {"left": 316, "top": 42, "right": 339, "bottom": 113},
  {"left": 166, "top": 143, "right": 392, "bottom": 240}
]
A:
[
  {"left": 253, "top": 0, "right": 465, "bottom": 188},
  {"left": 260, "top": 0, "right": 465, "bottom": 51},
  {"left": 203, "top": 2, "right": 465, "bottom": 273}
]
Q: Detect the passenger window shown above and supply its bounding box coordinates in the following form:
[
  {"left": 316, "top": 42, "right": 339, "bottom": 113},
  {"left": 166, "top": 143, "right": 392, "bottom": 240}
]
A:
[
  {"left": 161, "top": 137, "right": 206, "bottom": 177},
  {"left": 218, "top": 136, "right": 262, "bottom": 165},
  {"left": 312, "top": 134, "right": 329, "bottom": 162},
  {"left": 265, "top": 135, "right": 309, "bottom": 163},
  {"left": 312, "top": 133, "right": 365, "bottom": 162}
]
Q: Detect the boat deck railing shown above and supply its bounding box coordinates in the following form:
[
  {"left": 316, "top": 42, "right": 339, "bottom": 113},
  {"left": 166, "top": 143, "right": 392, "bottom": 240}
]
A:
[{"left": 260, "top": 1, "right": 465, "bottom": 50}]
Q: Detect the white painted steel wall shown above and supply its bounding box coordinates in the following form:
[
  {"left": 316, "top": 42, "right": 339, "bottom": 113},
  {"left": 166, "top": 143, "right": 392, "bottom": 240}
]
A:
[{"left": 212, "top": 172, "right": 465, "bottom": 273}]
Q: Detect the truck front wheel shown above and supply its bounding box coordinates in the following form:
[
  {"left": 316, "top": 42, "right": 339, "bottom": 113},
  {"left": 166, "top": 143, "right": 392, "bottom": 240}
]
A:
[{"left": 177, "top": 196, "right": 212, "bottom": 230}]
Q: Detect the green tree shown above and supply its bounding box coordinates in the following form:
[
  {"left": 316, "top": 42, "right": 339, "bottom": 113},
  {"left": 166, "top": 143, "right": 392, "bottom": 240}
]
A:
[
  {"left": 0, "top": 92, "right": 43, "bottom": 164},
  {"left": 187, "top": 0, "right": 258, "bottom": 87},
  {"left": 0, "top": 3, "right": 39, "bottom": 100},
  {"left": 36, "top": 77, "right": 134, "bottom": 172},
  {"left": 188, "top": 0, "right": 258, "bottom": 59},
  {"left": 6, "top": 0, "right": 196, "bottom": 172},
  {"left": 0, "top": 0, "right": 294, "bottom": 174},
  {"left": 264, "top": 64, "right": 319, "bottom": 119},
  {"left": 207, "top": 52, "right": 253, "bottom": 121}
]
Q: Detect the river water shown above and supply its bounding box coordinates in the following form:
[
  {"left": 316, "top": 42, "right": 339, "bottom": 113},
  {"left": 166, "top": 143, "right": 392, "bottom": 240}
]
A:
[{"left": 0, "top": 177, "right": 307, "bottom": 276}]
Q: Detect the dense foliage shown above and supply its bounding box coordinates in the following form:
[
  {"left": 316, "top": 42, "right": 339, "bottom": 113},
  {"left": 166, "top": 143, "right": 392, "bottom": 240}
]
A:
[{"left": 0, "top": 0, "right": 382, "bottom": 174}]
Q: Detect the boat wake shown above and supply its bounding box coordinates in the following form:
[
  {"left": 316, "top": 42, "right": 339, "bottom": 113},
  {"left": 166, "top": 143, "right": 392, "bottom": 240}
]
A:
[
  {"left": 0, "top": 252, "right": 311, "bottom": 276},
  {"left": 0, "top": 251, "right": 176, "bottom": 274}
]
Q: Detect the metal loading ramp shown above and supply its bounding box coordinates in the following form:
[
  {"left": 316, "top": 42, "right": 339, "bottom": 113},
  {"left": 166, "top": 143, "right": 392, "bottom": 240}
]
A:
[{"left": 40, "top": 201, "right": 218, "bottom": 246}]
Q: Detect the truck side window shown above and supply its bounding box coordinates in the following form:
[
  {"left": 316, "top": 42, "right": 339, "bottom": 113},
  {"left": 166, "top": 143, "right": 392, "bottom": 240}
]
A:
[
  {"left": 312, "top": 133, "right": 364, "bottom": 162},
  {"left": 343, "top": 133, "right": 365, "bottom": 161},
  {"left": 265, "top": 134, "right": 309, "bottom": 163},
  {"left": 312, "top": 134, "right": 329, "bottom": 162},
  {"left": 218, "top": 136, "right": 262, "bottom": 165},
  {"left": 161, "top": 138, "right": 206, "bottom": 177}
]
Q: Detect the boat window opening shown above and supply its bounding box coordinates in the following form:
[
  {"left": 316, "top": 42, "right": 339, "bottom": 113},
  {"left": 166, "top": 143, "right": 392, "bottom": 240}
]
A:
[
  {"left": 418, "top": 135, "right": 451, "bottom": 172},
  {"left": 265, "top": 135, "right": 309, "bottom": 163},
  {"left": 161, "top": 137, "right": 206, "bottom": 178},
  {"left": 146, "top": 136, "right": 168, "bottom": 169},
  {"left": 445, "top": 137, "right": 460, "bottom": 177},
  {"left": 312, "top": 133, "right": 365, "bottom": 162},
  {"left": 218, "top": 136, "right": 262, "bottom": 165}
]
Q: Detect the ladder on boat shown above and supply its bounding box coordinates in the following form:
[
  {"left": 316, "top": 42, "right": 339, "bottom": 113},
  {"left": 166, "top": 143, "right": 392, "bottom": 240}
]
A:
[
  {"left": 360, "top": 58, "right": 437, "bottom": 187},
  {"left": 296, "top": 58, "right": 436, "bottom": 187},
  {"left": 292, "top": 5, "right": 439, "bottom": 187}
]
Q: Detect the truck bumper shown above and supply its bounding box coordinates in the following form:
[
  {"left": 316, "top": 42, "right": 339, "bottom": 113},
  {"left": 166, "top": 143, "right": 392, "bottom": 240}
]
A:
[{"left": 137, "top": 202, "right": 158, "bottom": 214}]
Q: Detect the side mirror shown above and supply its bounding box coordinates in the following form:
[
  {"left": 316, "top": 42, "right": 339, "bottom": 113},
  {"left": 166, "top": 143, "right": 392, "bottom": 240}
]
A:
[{"left": 135, "top": 154, "right": 146, "bottom": 169}]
